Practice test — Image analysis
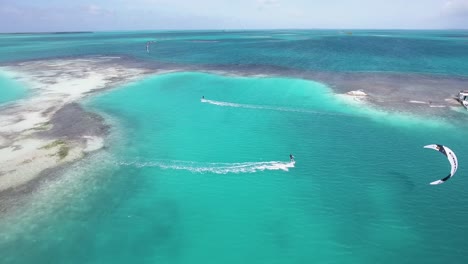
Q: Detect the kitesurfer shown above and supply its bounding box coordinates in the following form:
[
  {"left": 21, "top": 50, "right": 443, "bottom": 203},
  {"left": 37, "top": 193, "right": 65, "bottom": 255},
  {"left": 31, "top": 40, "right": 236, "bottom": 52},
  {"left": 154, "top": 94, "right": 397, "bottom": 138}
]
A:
[
  {"left": 146, "top": 41, "right": 150, "bottom": 53},
  {"left": 290, "top": 154, "right": 294, "bottom": 162}
]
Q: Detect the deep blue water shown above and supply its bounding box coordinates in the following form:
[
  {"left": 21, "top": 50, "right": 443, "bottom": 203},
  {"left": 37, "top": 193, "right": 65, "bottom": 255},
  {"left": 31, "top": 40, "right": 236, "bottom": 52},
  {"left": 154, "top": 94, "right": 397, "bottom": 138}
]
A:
[{"left": 1, "top": 30, "right": 468, "bottom": 75}]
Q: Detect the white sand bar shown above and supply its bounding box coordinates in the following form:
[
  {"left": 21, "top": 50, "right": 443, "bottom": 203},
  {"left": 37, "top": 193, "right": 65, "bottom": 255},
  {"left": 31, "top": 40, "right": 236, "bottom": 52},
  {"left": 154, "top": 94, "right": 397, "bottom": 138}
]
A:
[{"left": 0, "top": 57, "right": 150, "bottom": 191}]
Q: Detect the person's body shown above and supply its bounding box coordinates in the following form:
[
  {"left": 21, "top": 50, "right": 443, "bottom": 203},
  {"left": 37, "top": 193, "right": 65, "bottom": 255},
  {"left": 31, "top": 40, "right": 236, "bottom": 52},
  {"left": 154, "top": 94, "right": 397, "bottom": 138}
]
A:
[{"left": 290, "top": 154, "right": 294, "bottom": 162}]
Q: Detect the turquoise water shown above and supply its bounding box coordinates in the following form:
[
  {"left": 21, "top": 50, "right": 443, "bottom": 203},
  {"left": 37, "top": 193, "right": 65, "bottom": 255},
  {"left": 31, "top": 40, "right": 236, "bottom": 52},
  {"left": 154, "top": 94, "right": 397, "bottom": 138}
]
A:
[
  {"left": 2, "top": 72, "right": 468, "bottom": 263},
  {"left": 1, "top": 31, "right": 468, "bottom": 263},
  {"left": 0, "top": 72, "right": 27, "bottom": 105}
]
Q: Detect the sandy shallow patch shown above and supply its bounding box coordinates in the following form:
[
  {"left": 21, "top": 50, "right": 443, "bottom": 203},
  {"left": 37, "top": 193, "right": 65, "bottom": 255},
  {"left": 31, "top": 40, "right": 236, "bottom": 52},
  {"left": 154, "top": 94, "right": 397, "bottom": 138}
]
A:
[{"left": 0, "top": 57, "right": 151, "bottom": 193}]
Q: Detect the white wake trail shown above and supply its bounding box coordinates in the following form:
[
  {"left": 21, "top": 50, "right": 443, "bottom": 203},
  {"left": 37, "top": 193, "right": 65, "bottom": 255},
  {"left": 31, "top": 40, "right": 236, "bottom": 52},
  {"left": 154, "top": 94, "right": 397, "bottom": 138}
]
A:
[
  {"left": 201, "top": 98, "right": 344, "bottom": 116},
  {"left": 118, "top": 160, "right": 295, "bottom": 174}
]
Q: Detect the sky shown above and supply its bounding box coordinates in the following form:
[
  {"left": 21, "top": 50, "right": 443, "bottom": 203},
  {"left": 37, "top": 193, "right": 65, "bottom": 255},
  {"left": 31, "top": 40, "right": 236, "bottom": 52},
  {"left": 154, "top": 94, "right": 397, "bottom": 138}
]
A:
[{"left": 0, "top": 0, "right": 468, "bottom": 32}]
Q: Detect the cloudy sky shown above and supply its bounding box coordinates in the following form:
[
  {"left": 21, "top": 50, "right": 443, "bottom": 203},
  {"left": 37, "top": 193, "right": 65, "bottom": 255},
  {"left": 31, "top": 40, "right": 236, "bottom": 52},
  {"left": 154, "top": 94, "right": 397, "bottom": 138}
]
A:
[{"left": 1, "top": 0, "right": 468, "bottom": 32}]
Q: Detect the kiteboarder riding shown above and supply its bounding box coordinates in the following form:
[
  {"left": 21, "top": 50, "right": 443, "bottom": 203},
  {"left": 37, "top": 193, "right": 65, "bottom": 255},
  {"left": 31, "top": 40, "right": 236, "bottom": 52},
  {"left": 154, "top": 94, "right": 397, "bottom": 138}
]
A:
[{"left": 290, "top": 154, "right": 295, "bottom": 162}]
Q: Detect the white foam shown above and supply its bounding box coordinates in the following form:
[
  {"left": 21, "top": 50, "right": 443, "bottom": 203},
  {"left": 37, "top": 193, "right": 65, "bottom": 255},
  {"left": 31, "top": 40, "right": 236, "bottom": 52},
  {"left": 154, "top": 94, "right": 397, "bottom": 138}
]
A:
[
  {"left": 409, "top": 100, "right": 428, "bottom": 104},
  {"left": 83, "top": 136, "right": 104, "bottom": 152},
  {"left": 118, "top": 160, "right": 295, "bottom": 174},
  {"left": 201, "top": 98, "right": 344, "bottom": 116},
  {"left": 429, "top": 105, "right": 446, "bottom": 108},
  {"left": 450, "top": 106, "right": 468, "bottom": 114},
  {"left": 189, "top": 40, "right": 219, "bottom": 43},
  {"left": 346, "top": 90, "right": 367, "bottom": 96}
]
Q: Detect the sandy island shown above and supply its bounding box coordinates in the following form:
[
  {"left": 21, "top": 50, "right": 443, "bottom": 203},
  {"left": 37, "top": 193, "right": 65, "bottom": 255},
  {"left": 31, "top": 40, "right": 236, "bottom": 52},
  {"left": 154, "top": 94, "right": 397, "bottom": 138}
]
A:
[{"left": 0, "top": 57, "right": 153, "bottom": 195}]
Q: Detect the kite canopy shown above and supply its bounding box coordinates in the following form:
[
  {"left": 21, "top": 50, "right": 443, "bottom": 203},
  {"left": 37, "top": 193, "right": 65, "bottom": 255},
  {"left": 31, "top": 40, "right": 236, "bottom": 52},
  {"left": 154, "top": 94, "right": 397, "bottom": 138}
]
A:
[{"left": 424, "top": 144, "right": 458, "bottom": 185}]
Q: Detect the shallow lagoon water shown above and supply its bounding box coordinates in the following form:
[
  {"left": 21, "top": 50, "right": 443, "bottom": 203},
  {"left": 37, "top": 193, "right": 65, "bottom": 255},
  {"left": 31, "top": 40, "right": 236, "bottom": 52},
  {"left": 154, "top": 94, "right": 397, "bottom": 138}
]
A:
[
  {"left": 2, "top": 72, "right": 467, "bottom": 263},
  {"left": 0, "top": 72, "right": 27, "bottom": 105}
]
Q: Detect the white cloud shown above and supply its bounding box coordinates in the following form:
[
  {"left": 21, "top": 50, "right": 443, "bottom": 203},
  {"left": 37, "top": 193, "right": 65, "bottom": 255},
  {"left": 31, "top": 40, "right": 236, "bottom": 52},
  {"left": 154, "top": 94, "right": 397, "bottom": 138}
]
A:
[
  {"left": 287, "top": 8, "right": 305, "bottom": 18},
  {"left": 84, "top": 4, "right": 114, "bottom": 16},
  {"left": 442, "top": 0, "right": 468, "bottom": 16},
  {"left": 258, "top": 0, "right": 279, "bottom": 5},
  {"left": 257, "top": 0, "right": 280, "bottom": 10},
  {"left": 86, "top": 5, "right": 102, "bottom": 15},
  {"left": 0, "top": 6, "right": 22, "bottom": 16}
]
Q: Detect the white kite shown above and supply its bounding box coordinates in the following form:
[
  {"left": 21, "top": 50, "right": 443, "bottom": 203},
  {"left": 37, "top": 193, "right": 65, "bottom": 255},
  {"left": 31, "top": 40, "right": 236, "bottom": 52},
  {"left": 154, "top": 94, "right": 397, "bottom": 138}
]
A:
[{"left": 424, "top": 144, "right": 458, "bottom": 185}]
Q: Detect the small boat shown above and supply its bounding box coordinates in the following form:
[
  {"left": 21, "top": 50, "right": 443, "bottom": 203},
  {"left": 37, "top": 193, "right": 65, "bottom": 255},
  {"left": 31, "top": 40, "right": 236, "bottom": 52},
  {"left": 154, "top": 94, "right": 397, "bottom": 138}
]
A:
[{"left": 457, "top": 90, "right": 468, "bottom": 110}]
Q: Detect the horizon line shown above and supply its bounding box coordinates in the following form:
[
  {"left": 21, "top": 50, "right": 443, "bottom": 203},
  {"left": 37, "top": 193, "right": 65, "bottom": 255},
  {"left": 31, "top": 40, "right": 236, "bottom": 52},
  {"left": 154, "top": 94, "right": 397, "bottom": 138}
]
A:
[{"left": 2, "top": 28, "right": 468, "bottom": 34}]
